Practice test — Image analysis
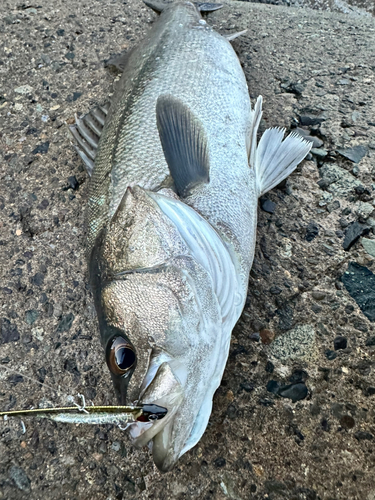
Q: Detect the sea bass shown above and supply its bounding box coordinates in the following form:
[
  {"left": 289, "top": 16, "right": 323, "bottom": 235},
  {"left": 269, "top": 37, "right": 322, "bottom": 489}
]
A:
[{"left": 70, "top": 0, "right": 311, "bottom": 472}]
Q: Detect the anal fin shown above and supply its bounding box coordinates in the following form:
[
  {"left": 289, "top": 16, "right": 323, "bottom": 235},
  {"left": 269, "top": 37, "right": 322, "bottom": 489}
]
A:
[
  {"left": 68, "top": 102, "right": 110, "bottom": 176},
  {"left": 156, "top": 95, "right": 210, "bottom": 198}
]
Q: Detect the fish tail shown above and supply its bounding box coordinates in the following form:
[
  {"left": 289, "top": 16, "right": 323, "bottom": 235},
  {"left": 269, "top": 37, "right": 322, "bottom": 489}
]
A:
[
  {"left": 248, "top": 96, "right": 312, "bottom": 197},
  {"left": 143, "top": 0, "right": 223, "bottom": 14}
]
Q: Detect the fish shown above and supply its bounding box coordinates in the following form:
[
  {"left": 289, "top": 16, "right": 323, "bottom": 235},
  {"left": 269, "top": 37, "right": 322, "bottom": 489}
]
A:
[
  {"left": 0, "top": 403, "right": 167, "bottom": 426},
  {"left": 70, "top": 0, "right": 311, "bottom": 471}
]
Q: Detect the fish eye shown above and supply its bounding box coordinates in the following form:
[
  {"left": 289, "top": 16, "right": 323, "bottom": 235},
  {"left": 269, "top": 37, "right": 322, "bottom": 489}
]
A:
[{"left": 107, "top": 336, "right": 136, "bottom": 375}]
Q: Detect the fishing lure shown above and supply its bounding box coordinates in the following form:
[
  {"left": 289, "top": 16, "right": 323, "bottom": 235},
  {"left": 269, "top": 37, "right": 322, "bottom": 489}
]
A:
[{"left": 0, "top": 403, "right": 167, "bottom": 426}]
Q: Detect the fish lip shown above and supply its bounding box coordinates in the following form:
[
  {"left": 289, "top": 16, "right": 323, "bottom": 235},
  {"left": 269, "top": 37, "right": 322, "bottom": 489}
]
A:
[{"left": 128, "top": 362, "right": 184, "bottom": 454}]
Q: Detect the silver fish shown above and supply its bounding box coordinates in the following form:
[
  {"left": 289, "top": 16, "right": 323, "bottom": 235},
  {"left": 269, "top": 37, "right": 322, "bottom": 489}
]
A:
[{"left": 70, "top": 0, "right": 311, "bottom": 471}]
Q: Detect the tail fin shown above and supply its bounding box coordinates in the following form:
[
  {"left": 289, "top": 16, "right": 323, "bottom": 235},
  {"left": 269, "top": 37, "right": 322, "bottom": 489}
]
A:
[
  {"left": 248, "top": 97, "right": 312, "bottom": 197},
  {"left": 143, "top": 0, "right": 223, "bottom": 13}
]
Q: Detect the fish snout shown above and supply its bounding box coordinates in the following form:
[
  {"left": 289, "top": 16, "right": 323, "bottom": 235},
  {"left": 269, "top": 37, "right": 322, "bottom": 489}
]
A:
[{"left": 128, "top": 362, "right": 184, "bottom": 470}]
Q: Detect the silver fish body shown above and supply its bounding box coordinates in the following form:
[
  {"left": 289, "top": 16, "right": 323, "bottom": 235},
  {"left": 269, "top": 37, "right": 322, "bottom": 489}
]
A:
[{"left": 82, "top": 0, "right": 311, "bottom": 471}]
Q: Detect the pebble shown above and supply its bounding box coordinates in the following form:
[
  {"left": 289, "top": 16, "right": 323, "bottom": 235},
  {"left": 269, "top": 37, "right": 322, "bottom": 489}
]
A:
[
  {"left": 268, "top": 324, "right": 316, "bottom": 361},
  {"left": 311, "top": 291, "right": 326, "bottom": 300},
  {"left": 281, "top": 81, "right": 304, "bottom": 95},
  {"left": 98, "top": 442, "right": 107, "bottom": 454},
  {"left": 278, "top": 382, "right": 308, "bottom": 403},
  {"left": 249, "top": 332, "right": 260, "bottom": 342},
  {"left": 30, "top": 272, "right": 44, "bottom": 286},
  {"left": 327, "top": 200, "right": 340, "bottom": 213},
  {"left": 342, "top": 262, "right": 375, "bottom": 322},
  {"left": 354, "top": 431, "right": 374, "bottom": 441},
  {"left": 260, "top": 329, "right": 275, "bottom": 344},
  {"left": 25, "top": 309, "right": 39, "bottom": 325},
  {"left": 362, "top": 238, "right": 375, "bottom": 258},
  {"left": 343, "top": 221, "right": 369, "bottom": 250},
  {"left": 57, "top": 313, "right": 75, "bottom": 332},
  {"left": 319, "top": 163, "right": 362, "bottom": 198},
  {"left": 240, "top": 381, "right": 254, "bottom": 393},
  {"left": 14, "top": 85, "right": 33, "bottom": 94},
  {"left": 299, "top": 114, "right": 325, "bottom": 126},
  {"left": 365, "top": 336, "right": 375, "bottom": 346},
  {"left": 266, "top": 380, "right": 280, "bottom": 394},
  {"left": 337, "top": 145, "right": 368, "bottom": 164},
  {"left": 311, "top": 304, "right": 322, "bottom": 313},
  {"left": 295, "top": 128, "right": 323, "bottom": 148},
  {"left": 265, "top": 361, "right": 274, "bottom": 373},
  {"left": 111, "top": 441, "right": 121, "bottom": 452},
  {"left": 340, "top": 415, "right": 355, "bottom": 430},
  {"left": 266, "top": 380, "right": 308, "bottom": 402},
  {"left": 213, "top": 457, "right": 226, "bottom": 468},
  {"left": 1, "top": 318, "right": 20, "bottom": 343},
  {"left": 305, "top": 221, "right": 319, "bottom": 241},
  {"left": 351, "top": 165, "right": 359, "bottom": 176},
  {"left": 356, "top": 203, "right": 374, "bottom": 221},
  {"left": 277, "top": 304, "right": 294, "bottom": 331},
  {"left": 7, "top": 374, "right": 24, "bottom": 385},
  {"left": 32, "top": 142, "right": 50, "bottom": 155},
  {"left": 334, "top": 336, "right": 347, "bottom": 350},
  {"left": 311, "top": 148, "right": 328, "bottom": 158},
  {"left": 325, "top": 349, "right": 337, "bottom": 360},
  {"left": 260, "top": 197, "right": 276, "bottom": 213},
  {"left": 67, "top": 175, "right": 79, "bottom": 190},
  {"left": 9, "top": 465, "right": 30, "bottom": 491}
]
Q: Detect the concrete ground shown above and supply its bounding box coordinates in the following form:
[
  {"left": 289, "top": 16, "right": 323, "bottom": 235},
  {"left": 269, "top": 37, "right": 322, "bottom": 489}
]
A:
[{"left": 0, "top": 0, "right": 374, "bottom": 499}]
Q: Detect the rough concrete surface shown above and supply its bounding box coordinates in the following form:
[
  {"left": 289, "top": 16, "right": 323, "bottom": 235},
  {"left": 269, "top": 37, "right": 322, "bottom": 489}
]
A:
[{"left": 0, "top": 0, "right": 374, "bottom": 499}]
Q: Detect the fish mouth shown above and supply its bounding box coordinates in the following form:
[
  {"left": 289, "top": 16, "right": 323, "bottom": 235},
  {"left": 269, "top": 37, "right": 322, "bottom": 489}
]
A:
[{"left": 128, "top": 361, "right": 184, "bottom": 472}]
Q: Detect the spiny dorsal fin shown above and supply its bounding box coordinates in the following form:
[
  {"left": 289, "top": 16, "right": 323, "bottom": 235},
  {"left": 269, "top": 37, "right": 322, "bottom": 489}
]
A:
[
  {"left": 156, "top": 95, "right": 210, "bottom": 198},
  {"left": 69, "top": 102, "right": 110, "bottom": 176},
  {"left": 104, "top": 50, "right": 133, "bottom": 74}
]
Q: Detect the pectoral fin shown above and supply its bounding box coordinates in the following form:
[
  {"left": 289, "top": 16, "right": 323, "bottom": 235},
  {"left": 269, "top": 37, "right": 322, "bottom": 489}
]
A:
[{"left": 156, "top": 95, "right": 210, "bottom": 198}]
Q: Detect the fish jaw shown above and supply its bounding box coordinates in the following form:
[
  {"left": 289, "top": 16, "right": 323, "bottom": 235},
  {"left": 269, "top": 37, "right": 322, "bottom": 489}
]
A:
[
  {"left": 130, "top": 348, "right": 222, "bottom": 472},
  {"left": 127, "top": 293, "right": 228, "bottom": 472}
]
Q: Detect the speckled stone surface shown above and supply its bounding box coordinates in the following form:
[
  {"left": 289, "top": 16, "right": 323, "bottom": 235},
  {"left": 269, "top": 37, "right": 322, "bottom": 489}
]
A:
[{"left": 0, "top": 1, "right": 375, "bottom": 499}]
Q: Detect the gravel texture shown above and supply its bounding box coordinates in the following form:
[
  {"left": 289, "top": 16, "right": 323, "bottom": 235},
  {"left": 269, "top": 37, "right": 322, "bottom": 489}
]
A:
[{"left": 0, "top": 1, "right": 375, "bottom": 499}]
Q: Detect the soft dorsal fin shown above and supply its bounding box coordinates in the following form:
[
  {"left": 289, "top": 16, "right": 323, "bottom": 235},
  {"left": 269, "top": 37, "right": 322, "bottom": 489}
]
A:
[
  {"left": 143, "top": 0, "right": 223, "bottom": 13},
  {"left": 156, "top": 95, "right": 210, "bottom": 198}
]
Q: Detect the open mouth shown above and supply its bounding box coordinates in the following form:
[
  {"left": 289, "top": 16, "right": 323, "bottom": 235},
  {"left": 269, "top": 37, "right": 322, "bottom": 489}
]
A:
[{"left": 128, "top": 361, "right": 184, "bottom": 471}]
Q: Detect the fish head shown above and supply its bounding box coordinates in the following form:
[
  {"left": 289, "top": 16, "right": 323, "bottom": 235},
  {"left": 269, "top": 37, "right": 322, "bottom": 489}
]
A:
[{"left": 89, "top": 187, "right": 227, "bottom": 471}]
